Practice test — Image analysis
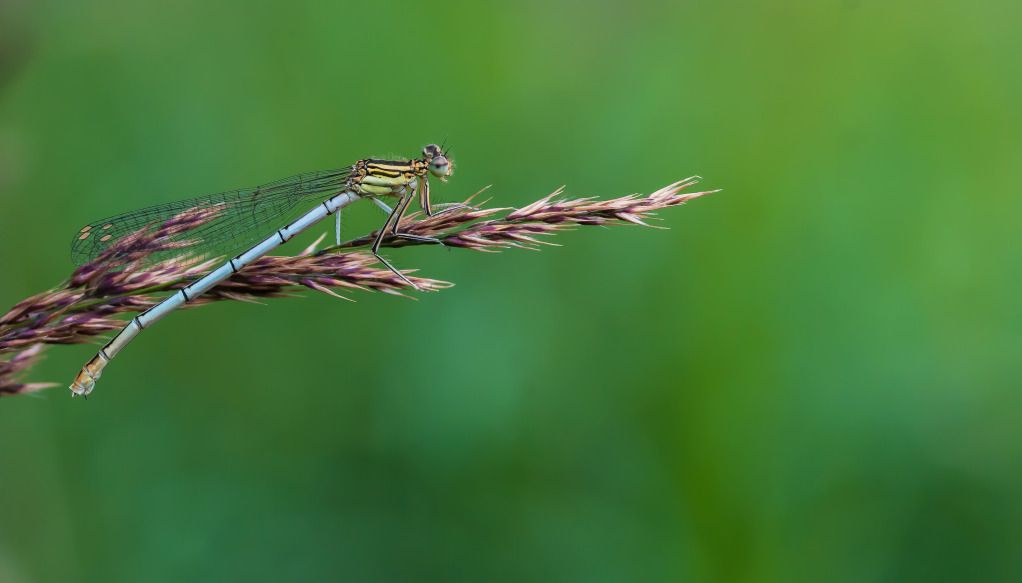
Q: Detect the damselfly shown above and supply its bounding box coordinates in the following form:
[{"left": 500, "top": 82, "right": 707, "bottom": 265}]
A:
[{"left": 69, "top": 143, "right": 458, "bottom": 397}]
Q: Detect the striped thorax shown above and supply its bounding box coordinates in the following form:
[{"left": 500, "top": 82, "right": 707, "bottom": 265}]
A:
[{"left": 349, "top": 144, "right": 453, "bottom": 198}]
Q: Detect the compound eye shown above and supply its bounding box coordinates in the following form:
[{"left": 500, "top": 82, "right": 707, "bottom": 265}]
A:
[{"left": 423, "top": 144, "right": 441, "bottom": 158}]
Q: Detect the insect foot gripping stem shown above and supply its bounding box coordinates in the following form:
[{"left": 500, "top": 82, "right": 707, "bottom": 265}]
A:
[{"left": 69, "top": 353, "right": 109, "bottom": 398}]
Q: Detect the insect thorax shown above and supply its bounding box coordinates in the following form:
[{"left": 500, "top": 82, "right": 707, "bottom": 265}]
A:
[{"left": 348, "top": 158, "right": 427, "bottom": 197}]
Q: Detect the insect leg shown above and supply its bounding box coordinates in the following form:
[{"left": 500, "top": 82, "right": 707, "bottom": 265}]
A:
[
  {"left": 372, "top": 198, "right": 394, "bottom": 214},
  {"left": 395, "top": 180, "right": 443, "bottom": 246},
  {"left": 420, "top": 176, "right": 433, "bottom": 215},
  {"left": 371, "top": 191, "right": 419, "bottom": 289},
  {"left": 370, "top": 197, "right": 439, "bottom": 243},
  {"left": 389, "top": 188, "right": 415, "bottom": 234},
  {"left": 420, "top": 176, "right": 475, "bottom": 217}
]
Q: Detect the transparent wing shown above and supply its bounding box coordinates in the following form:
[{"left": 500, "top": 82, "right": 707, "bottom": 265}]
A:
[{"left": 71, "top": 168, "right": 351, "bottom": 265}]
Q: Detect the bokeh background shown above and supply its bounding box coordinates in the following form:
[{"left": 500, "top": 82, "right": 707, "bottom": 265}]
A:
[{"left": 1, "top": 0, "right": 1020, "bottom": 581}]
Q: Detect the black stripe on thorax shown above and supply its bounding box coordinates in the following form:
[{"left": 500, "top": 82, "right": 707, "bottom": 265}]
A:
[{"left": 366, "top": 167, "right": 403, "bottom": 178}]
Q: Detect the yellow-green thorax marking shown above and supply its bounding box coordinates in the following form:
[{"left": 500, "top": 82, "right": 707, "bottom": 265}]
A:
[{"left": 350, "top": 158, "right": 426, "bottom": 197}]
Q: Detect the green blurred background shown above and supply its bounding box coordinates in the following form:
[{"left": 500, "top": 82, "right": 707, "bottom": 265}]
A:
[{"left": 1, "top": 0, "right": 1020, "bottom": 581}]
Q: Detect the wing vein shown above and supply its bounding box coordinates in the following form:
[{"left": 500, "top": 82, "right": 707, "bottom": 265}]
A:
[{"left": 70, "top": 168, "right": 351, "bottom": 265}]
